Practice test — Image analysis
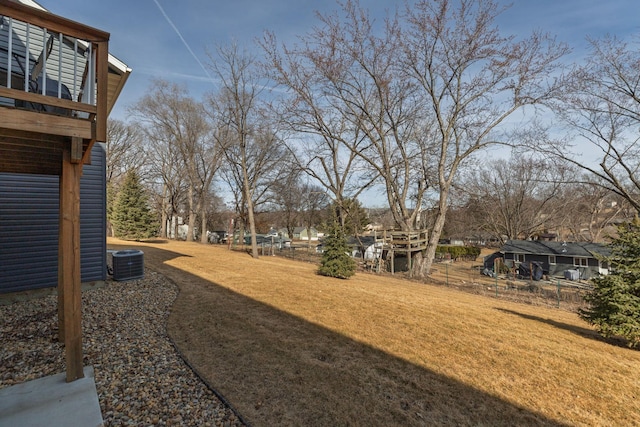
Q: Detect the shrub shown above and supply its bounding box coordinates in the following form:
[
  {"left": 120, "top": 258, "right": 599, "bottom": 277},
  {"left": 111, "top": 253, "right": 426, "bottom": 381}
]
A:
[
  {"left": 318, "top": 222, "right": 356, "bottom": 279},
  {"left": 580, "top": 218, "right": 640, "bottom": 348},
  {"left": 435, "top": 245, "right": 481, "bottom": 261}
]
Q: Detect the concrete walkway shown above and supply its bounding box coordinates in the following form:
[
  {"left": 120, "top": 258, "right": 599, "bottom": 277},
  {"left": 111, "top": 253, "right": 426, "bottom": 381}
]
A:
[{"left": 0, "top": 366, "right": 103, "bottom": 427}]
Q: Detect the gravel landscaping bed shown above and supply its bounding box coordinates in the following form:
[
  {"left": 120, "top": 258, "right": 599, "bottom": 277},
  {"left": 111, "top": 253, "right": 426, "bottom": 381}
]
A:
[{"left": 0, "top": 270, "right": 245, "bottom": 426}]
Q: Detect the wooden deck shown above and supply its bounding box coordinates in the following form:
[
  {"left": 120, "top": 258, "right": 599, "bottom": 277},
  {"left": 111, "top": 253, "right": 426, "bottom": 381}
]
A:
[{"left": 0, "top": 0, "right": 110, "bottom": 382}]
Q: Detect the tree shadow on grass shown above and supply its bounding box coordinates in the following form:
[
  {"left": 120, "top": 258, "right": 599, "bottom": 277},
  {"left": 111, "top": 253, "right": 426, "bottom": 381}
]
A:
[
  {"left": 111, "top": 243, "right": 567, "bottom": 427},
  {"left": 495, "top": 307, "right": 631, "bottom": 349}
]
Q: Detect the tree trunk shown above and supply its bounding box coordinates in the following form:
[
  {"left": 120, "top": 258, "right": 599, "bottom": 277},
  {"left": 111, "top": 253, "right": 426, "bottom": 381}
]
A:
[
  {"left": 246, "top": 195, "right": 259, "bottom": 258},
  {"left": 187, "top": 184, "right": 196, "bottom": 241},
  {"left": 421, "top": 193, "right": 450, "bottom": 277},
  {"left": 160, "top": 184, "right": 168, "bottom": 239},
  {"left": 173, "top": 215, "right": 179, "bottom": 241},
  {"left": 200, "top": 209, "right": 208, "bottom": 244}
]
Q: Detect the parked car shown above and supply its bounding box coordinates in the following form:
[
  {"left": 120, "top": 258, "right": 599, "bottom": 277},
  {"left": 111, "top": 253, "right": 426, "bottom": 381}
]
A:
[{"left": 207, "top": 231, "right": 228, "bottom": 244}]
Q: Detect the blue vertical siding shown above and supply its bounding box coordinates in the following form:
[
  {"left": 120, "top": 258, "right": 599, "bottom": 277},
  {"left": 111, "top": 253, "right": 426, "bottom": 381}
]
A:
[{"left": 0, "top": 144, "right": 107, "bottom": 293}]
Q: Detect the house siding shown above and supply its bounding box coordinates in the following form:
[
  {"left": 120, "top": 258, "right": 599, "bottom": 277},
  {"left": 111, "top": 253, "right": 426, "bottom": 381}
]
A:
[
  {"left": 0, "top": 143, "right": 106, "bottom": 293},
  {"left": 500, "top": 239, "right": 609, "bottom": 280}
]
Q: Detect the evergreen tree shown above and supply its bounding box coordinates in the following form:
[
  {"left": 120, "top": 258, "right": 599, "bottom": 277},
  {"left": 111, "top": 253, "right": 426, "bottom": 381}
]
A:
[
  {"left": 111, "top": 170, "right": 158, "bottom": 240},
  {"left": 580, "top": 217, "right": 640, "bottom": 348},
  {"left": 325, "top": 198, "right": 369, "bottom": 236},
  {"left": 106, "top": 181, "right": 118, "bottom": 237},
  {"left": 318, "top": 220, "right": 356, "bottom": 279}
]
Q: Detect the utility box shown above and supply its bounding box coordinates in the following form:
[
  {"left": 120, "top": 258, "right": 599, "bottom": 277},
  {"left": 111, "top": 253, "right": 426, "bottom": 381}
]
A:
[
  {"left": 111, "top": 250, "right": 144, "bottom": 281},
  {"left": 564, "top": 269, "right": 580, "bottom": 281}
]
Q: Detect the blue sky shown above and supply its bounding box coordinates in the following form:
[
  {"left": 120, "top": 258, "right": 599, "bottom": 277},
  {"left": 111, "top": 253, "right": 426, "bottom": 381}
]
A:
[{"left": 40, "top": 0, "right": 640, "bottom": 122}]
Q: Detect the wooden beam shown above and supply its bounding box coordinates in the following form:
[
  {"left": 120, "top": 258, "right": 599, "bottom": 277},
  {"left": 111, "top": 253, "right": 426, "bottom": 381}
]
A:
[
  {"left": 71, "top": 137, "right": 83, "bottom": 163},
  {"left": 0, "top": 108, "right": 93, "bottom": 139},
  {"left": 58, "top": 149, "right": 84, "bottom": 382},
  {"left": 95, "top": 41, "right": 109, "bottom": 143},
  {"left": 0, "top": 87, "right": 98, "bottom": 115}
]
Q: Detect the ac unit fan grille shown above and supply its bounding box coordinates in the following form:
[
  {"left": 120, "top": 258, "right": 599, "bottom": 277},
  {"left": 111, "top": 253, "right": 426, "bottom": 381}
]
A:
[{"left": 111, "top": 250, "right": 144, "bottom": 281}]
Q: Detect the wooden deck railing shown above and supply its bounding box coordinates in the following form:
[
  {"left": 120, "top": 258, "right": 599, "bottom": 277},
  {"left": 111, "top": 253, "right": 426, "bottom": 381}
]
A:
[{"left": 0, "top": 0, "right": 108, "bottom": 144}]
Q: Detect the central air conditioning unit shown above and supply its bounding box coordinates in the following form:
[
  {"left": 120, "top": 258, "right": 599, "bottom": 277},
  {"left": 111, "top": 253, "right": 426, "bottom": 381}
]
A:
[{"left": 111, "top": 250, "right": 144, "bottom": 281}]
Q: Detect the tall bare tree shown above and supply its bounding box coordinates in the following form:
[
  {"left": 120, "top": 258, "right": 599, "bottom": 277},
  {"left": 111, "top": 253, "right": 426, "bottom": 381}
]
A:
[
  {"left": 459, "top": 155, "right": 571, "bottom": 244},
  {"left": 143, "top": 126, "right": 186, "bottom": 239},
  {"left": 401, "top": 0, "right": 569, "bottom": 274},
  {"left": 263, "top": 0, "right": 568, "bottom": 276},
  {"left": 106, "top": 119, "right": 145, "bottom": 184},
  {"left": 133, "top": 80, "right": 219, "bottom": 242},
  {"left": 547, "top": 35, "right": 640, "bottom": 212},
  {"left": 262, "top": 33, "right": 377, "bottom": 230},
  {"left": 207, "top": 44, "right": 284, "bottom": 258}
]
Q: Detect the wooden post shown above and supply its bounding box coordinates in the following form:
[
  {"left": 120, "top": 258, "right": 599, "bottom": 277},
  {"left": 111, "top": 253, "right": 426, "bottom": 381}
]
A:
[{"left": 58, "top": 149, "right": 84, "bottom": 382}]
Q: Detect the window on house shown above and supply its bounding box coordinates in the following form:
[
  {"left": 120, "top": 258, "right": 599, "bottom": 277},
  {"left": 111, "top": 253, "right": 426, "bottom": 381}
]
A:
[
  {"left": 549, "top": 255, "right": 556, "bottom": 265},
  {"left": 515, "top": 254, "right": 525, "bottom": 263},
  {"left": 574, "top": 257, "right": 588, "bottom": 267}
]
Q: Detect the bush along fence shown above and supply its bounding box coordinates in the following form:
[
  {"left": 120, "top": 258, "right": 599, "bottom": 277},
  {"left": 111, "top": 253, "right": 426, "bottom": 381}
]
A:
[{"left": 435, "top": 245, "right": 481, "bottom": 262}]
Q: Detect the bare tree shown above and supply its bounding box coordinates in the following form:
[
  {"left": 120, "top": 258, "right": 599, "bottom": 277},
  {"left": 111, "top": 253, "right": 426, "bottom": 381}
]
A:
[
  {"left": 207, "top": 44, "right": 284, "bottom": 258},
  {"left": 460, "top": 155, "right": 571, "bottom": 244},
  {"left": 262, "top": 33, "right": 377, "bottom": 229},
  {"left": 300, "top": 184, "right": 329, "bottom": 249},
  {"left": 133, "top": 80, "right": 220, "bottom": 242},
  {"left": 263, "top": 0, "right": 568, "bottom": 276},
  {"left": 400, "top": 0, "right": 569, "bottom": 274},
  {"left": 269, "top": 166, "right": 305, "bottom": 239},
  {"left": 548, "top": 35, "right": 640, "bottom": 212},
  {"left": 106, "top": 119, "right": 145, "bottom": 185},
  {"left": 145, "top": 130, "right": 186, "bottom": 239},
  {"left": 561, "top": 178, "right": 630, "bottom": 242}
]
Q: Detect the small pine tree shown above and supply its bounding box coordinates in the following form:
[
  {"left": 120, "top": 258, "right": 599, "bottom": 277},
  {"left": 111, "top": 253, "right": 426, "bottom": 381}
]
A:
[
  {"left": 580, "top": 217, "right": 640, "bottom": 348},
  {"left": 318, "top": 221, "right": 356, "bottom": 279},
  {"left": 111, "top": 170, "right": 158, "bottom": 240}
]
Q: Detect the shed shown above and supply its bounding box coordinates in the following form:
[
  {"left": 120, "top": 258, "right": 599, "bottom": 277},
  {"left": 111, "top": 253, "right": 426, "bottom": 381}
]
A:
[{"left": 347, "top": 235, "right": 384, "bottom": 260}]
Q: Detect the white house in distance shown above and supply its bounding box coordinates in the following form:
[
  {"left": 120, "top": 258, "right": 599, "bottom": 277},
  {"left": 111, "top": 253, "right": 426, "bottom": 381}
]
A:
[{"left": 279, "top": 227, "right": 319, "bottom": 241}]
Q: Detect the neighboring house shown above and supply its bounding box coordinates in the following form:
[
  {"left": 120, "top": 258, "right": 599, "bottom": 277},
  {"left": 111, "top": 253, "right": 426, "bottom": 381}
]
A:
[
  {"left": 484, "top": 239, "right": 610, "bottom": 280},
  {"left": 316, "top": 236, "right": 384, "bottom": 260},
  {"left": 243, "top": 234, "right": 291, "bottom": 249},
  {"left": 286, "top": 226, "right": 319, "bottom": 241}
]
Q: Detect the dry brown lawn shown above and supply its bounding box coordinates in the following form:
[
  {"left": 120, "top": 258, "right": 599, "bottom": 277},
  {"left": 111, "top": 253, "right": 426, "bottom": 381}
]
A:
[{"left": 108, "top": 238, "right": 640, "bottom": 426}]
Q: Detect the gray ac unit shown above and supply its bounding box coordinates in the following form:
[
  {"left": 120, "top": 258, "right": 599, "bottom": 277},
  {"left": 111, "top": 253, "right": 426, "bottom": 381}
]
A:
[{"left": 111, "top": 250, "right": 144, "bottom": 281}]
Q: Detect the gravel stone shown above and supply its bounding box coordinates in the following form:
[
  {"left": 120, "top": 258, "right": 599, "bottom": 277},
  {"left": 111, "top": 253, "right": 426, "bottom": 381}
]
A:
[{"left": 0, "top": 270, "right": 245, "bottom": 427}]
